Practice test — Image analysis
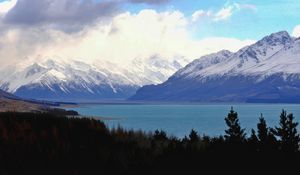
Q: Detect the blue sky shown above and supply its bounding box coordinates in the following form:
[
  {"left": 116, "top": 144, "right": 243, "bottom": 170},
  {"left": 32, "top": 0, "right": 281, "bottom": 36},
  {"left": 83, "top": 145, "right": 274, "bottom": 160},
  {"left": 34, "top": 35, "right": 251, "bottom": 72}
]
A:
[
  {"left": 123, "top": 0, "right": 300, "bottom": 40},
  {"left": 1, "top": 0, "right": 299, "bottom": 40}
]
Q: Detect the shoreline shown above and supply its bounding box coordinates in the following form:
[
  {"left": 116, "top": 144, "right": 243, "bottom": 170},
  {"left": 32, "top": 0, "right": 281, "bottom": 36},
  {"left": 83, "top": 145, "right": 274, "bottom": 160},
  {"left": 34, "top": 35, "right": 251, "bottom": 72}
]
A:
[
  {"left": 64, "top": 101, "right": 300, "bottom": 106},
  {"left": 68, "top": 115, "right": 122, "bottom": 121}
]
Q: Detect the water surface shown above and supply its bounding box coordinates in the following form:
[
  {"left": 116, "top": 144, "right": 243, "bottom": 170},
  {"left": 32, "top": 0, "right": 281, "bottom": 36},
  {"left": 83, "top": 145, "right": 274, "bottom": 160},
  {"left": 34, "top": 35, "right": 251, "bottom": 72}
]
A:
[{"left": 67, "top": 103, "right": 300, "bottom": 138}]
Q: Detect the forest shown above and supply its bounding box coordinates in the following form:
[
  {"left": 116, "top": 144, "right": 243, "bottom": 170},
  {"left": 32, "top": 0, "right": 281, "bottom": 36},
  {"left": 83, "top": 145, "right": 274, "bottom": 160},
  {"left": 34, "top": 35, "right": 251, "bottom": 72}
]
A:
[{"left": 0, "top": 108, "right": 299, "bottom": 174}]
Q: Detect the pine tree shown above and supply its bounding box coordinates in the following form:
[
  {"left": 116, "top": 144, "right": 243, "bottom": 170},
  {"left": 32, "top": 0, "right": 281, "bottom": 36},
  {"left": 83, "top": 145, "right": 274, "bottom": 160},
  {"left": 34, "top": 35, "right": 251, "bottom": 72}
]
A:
[
  {"left": 257, "top": 114, "right": 268, "bottom": 142},
  {"left": 257, "top": 114, "right": 278, "bottom": 152},
  {"left": 224, "top": 107, "right": 246, "bottom": 143},
  {"left": 250, "top": 129, "right": 258, "bottom": 142},
  {"left": 248, "top": 129, "right": 259, "bottom": 151},
  {"left": 153, "top": 129, "right": 167, "bottom": 140},
  {"left": 271, "top": 110, "right": 300, "bottom": 152},
  {"left": 189, "top": 129, "right": 200, "bottom": 142}
]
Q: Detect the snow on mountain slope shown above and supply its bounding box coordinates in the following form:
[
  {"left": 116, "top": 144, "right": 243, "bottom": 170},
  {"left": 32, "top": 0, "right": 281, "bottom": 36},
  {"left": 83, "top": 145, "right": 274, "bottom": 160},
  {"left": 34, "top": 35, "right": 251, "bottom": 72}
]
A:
[
  {"left": 173, "top": 50, "right": 234, "bottom": 80},
  {"left": 0, "top": 55, "right": 188, "bottom": 101},
  {"left": 130, "top": 55, "right": 188, "bottom": 85},
  {"left": 131, "top": 31, "right": 300, "bottom": 102},
  {"left": 245, "top": 37, "right": 300, "bottom": 76},
  {"left": 173, "top": 31, "right": 294, "bottom": 79}
]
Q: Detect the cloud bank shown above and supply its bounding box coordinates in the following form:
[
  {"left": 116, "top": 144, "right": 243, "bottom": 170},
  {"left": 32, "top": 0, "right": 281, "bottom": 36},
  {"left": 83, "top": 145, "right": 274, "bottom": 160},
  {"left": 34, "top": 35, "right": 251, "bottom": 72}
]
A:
[
  {"left": 128, "top": 0, "right": 170, "bottom": 5},
  {"left": 0, "top": 0, "right": 255, "bottom": 69},
  {"left": 2, "top": 0, "right": 121, "bottom": 32}
]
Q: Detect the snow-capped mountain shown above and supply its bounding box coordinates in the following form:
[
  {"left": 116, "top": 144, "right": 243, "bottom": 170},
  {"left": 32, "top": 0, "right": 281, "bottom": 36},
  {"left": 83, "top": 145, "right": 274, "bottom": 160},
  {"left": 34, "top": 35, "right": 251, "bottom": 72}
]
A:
[
  {"left": 131, "top": 31, "right": 300, "bottom": 103},
  {"left": 0, "top": 56, "right": 188, "bottom": 101}
]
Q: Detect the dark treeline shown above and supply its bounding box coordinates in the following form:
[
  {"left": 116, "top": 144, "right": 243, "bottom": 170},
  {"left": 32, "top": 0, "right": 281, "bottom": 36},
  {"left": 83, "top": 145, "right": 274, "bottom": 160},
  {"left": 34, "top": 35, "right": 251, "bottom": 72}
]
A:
[{"left": 0, "top": 108, "right": 300, "bottom": 174}]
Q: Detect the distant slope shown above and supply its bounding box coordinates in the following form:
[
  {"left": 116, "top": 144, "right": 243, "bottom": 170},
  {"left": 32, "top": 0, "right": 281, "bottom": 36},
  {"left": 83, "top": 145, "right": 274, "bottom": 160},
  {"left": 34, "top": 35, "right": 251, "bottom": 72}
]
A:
[
  {"left": 0, "top": 89, "right": 77, "bottom": 113},
  {"left": 0, "top": 88, "right": 19, "bottom": 99},
  {"left": 0, "top": 97, "right": 43, "bottom": 112},
  {"left": 131, "top": 31, "right": 300, "bottom": 103},
  {"left": 0, "top": 89, "right": 42, "bottom": 112}
]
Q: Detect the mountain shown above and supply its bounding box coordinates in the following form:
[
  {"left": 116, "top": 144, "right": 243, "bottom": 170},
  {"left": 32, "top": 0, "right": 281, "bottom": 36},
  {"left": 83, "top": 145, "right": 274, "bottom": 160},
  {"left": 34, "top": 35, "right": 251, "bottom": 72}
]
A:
[
  {"left": 0, "top": 56, "right": 188, "bottom": 101},
  {"left": 131, "top": 31, "right": 300, "bottom": 103}
]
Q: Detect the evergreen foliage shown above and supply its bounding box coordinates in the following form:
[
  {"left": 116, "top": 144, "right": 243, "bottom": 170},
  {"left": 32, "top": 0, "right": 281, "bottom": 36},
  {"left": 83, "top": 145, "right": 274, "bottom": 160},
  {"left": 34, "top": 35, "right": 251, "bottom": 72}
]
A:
[
  {"left": 189, "top": 129, "right": 200, "bottom": 142},
  {"left": 0, "top": 109, "right": 299, "bottom": 174},
  {"left": 271, "top": 110, "right": 300, "bottom": 152},
  {"left": 224, "top": 107, "right": 246, "bottom": 143}
]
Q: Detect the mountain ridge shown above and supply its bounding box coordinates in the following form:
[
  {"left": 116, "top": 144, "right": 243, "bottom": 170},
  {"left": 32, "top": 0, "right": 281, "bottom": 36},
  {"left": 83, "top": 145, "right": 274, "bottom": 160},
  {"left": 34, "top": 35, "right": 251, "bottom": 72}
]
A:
[
  {"left": 0, "top": 56, "right": 188, "bottom": 101},
  {"left": 131, "top": 31, "right": 300, "bottom": 103}
]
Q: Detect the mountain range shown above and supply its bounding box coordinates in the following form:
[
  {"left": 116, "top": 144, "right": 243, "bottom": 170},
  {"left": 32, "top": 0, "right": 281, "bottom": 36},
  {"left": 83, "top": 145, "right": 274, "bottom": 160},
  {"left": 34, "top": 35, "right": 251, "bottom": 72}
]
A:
[
  {"left": 131, "top": 31, "right": 300, "bottom": 103},
  {"left": 1, "top": 31, "right": 300, "bottom": 103},
  {"left": 0, "top": 56, "right": 188, "bottom": 101}
]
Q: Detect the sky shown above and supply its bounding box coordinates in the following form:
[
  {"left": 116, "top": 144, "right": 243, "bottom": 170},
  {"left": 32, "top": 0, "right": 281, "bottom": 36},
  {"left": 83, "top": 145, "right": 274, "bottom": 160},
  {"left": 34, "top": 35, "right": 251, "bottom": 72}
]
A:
[{"left": 0, "top": 0, "right": 299, "bottom": 68}]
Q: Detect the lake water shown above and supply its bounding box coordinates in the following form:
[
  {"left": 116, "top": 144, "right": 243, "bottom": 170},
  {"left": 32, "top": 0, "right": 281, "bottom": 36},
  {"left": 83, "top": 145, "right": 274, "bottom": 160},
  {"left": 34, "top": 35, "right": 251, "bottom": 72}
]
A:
[{"left": 67, "top": 103, "right": 300, "bottom": 138}]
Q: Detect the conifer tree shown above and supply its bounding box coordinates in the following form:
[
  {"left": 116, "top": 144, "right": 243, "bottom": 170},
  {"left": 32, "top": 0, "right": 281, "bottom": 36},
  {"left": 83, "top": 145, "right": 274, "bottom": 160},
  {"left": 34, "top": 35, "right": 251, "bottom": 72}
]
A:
[
  {"left": 189, "top": 129, "right": 200, "bottom": 142},
  {"left": 257, "top": 114, "right": 278, "bottom": 152},
  {"left": 153, "top": 129, "right": 167, "bottom": 140},
  {"left": 257, "top": 114, "right": 268, "bottom": 142},
  {"left": 249, "top": 129, "right": 258, "bottom": 142},
  {"left": 248, "top": 129, "right": 259, "bottom": 151},
  {"left": 224, "top": 107, "right": 246, "bottom": 143},
  {"left": 271, "top": 110, "right": 300, "bottom": 152}
]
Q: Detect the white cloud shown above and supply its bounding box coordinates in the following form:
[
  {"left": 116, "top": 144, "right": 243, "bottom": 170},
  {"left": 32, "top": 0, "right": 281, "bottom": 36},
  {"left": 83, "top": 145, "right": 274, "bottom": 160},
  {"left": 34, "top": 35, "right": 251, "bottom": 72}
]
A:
[
  {"left": 0, "top": 0, "right": 17, "bottom": 14},
  {"left": 208, "top": 3, "right": 257, "bottom": 22},
  {"left": 234, "top": 3, "right": 257, "bottom": 12},
  {"left": 193, "top": 37, "right": 255, "bottom": 55},
  {"left": 292, "top": 25, "right": 300, "bottom": 37},
  {"left": 0, "top": 9, "right": 255, "bottom": 69},
  {"left": 191, "top": 10, "right": 212, "bottom": 22},
  {"left": 214, "top": 6, "right": 235, "bottom": 21}
]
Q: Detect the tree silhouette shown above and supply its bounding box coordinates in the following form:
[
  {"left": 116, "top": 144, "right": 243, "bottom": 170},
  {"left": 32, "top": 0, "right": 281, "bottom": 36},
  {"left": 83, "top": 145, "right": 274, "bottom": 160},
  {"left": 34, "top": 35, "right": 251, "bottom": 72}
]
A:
[
  {"left": 257, "top": 114, "right": 268, "bottom": 142},
  {"left": 153, "top": 129, "right": 167, "bottom": 140},
  {"left": 257, "top": 114, "right": 277, "bottom": 152},
  {"left": 224, "top": 107, "right": 246, "bottom": 143},
  {"left": 248, "top": 129, "right": 259, "bottom": 151},
  {"left": 189, "top": 129, "right": 200, "bottom": 142},
  {"left": 271, "top": 110, "right": 300, "bottom": 152},
  {"left": 250, "top": 129, "right": 258, "bottom": 141},
  {"left": 1, "top": 110, "right": 300, "bottom": 174}
]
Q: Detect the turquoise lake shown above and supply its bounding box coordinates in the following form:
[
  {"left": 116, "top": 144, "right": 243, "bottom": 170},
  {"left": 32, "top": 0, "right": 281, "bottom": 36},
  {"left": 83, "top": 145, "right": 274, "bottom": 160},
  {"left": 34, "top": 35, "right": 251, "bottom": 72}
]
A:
[{"left": 67, "top": 104, "right": 300, "bottom": 138}]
